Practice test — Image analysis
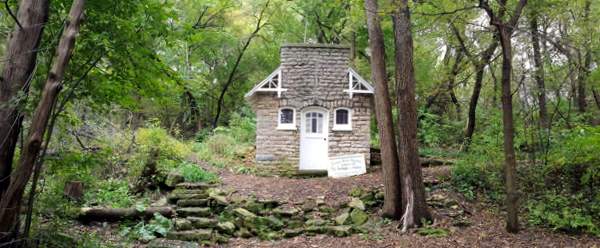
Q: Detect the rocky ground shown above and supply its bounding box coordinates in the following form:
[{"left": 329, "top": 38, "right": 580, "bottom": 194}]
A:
[
  {"left": 76, "top": 162, "right": 599, "bottom": 247},
  {"left": 203, "top": 163, "right": 600, "bottom": 248}
]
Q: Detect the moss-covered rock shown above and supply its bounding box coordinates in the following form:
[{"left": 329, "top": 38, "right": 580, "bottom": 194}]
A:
[
  {"left": 350, "top": 209, "right": 368, "bottom": 225},
  {"left": 283, "top": 228, "right": 304, "bottom": 238},
  {"left": 188, "top": 217, "right": 217, "bottom": 228},
  {"left": 234, "top": 227, "right": 253, "bottom": 238},
  {"left": 334, "top": 212, "right": 350, "bottom": 225},
  {"left": 147, "top": 238, "right": 200, "bottom": 248},
  {"left": 177, "top": 199, "right": 208, "bottom": 207},
  {"left": 326, "top": 225, "right": 352, "bottom": 237},
  {"left": 348, "top": 197, "right": 365, "bottom": 211},
  {"left": 165, "top": 172, "right": 184, "bottom": 188},
  {"left": 174, "top": 218, "right": 193, "bottom": 231},
  {"left": 273, "top": 206, "right": 300, "bottom": 217},
  {"left": 216, "top": 221, "right": 236, "bottom": 235},
  {"left": 166, "top": 229, "right": 212, "bottom": 241},
  {"left": 177, "top": 207, "right": 211, "bottom": 217},
  {"left": 233, "top": 208, "right": 257, "bottom": 220}
]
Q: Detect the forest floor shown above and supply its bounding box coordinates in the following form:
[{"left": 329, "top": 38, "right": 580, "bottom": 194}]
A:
[{"left": 196, "top": 162, "right": 600, "bottom": 248}]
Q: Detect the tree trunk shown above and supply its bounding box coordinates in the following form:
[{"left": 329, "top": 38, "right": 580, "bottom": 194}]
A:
[
  {"left": 464, "top": 41, "right": 498, "bottom": 149},
  {"left": 529, "top": 15, "right": 549, "bottom": 129},
  {"left": 0, "top": 0, "right": 49, "bottom": 199},
  {"left": 498, "top": 26, "right": 520, "bottom": 234},
  {"left": 480, "top": 0, "right": 527, "bottom": 234},
  {"left": 0, "top": 0, "right": 85, "bottom": 239},
  {"left": 576, "top": 0, "right": 591, "bottom": 114},
  {"left": 364, "top": 0, "right": 402, "bottom": 219},
  {"left": 392, "top": 0, "right": 431, "bottom": 230},
  {"left": 212, "top": 1, "right": 269, "bottom": 128}
]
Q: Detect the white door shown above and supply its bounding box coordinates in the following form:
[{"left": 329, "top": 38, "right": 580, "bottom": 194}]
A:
[{"left": 300, "top": 108, "right": 329, "bottom": 171}]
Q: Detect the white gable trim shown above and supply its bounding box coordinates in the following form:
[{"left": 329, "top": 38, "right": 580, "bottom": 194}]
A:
[
  {"left": 344, "top": 67, "right": 374, "bottom": 98},
  {"left": 245, "top": 67, "right": 287, "bottom": 98}
]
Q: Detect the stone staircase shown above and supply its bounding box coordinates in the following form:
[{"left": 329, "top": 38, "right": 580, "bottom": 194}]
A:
[{"left": 147, "top": 182, "right": 378, "bottom": 247}]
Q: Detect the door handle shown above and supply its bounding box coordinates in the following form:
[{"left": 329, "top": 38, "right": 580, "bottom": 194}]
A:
[{"left": 324, "top": 138, "right": 327, "bottom": 141}]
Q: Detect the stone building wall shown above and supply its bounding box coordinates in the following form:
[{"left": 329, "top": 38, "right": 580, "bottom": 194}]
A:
[{"left": 248, "top": 43, "right": 372, "bottom": 168}]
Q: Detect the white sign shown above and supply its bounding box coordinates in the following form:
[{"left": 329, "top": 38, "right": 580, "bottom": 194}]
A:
[{"left": 328, "top": 154, "right": 367, "bottom": 178}]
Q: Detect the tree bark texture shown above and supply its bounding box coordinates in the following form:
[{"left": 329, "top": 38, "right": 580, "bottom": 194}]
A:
[
  {"left": 464, "top": 40, "right": 498, "bottom": 148},
  {"left": 364, "top": 0, "right": 402, "bottom": 219},
  {"left": 480, "top": 0, "right": 528, "bottom": 234},
  {"left": 392, "top": 0, "right": 431, "bottom": 230},
  {"left": 0, "top": 0, "right": 49, "bottom": 200},
  {"left": 529, "top": 15, "right": 549, "bottom": 129},
  {"left": 0, "top": 0, "right": 85, "bottom": 239}
]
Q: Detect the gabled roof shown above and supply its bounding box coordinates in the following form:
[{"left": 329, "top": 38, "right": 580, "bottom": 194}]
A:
[
  {"left": 346, "top": 67, "right": 374, "bottom": 98},
  {"left": 244, "top": 67, "right": 286, "bottom": 98},
  {"left": 245, "top": 66, "right": 374, "bottom": 98}
]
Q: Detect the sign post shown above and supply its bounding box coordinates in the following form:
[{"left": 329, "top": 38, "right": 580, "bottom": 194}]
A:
[{"left": 327, "top": 154, "right": 367, "bottom": 178}]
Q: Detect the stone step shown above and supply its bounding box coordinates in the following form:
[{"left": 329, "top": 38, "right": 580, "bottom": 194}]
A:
[
  {"left": 176, "top": 207, "right": 211, "bottom": 217},
  {"left": 166, "top": 229, "right": 212, "bottom": 241},
  {"left": 147, "top": 238, "right": 200, "bottom": 248},
  {"left": 176, "top": 182, "right": 214, "bottom": 190},
  {"left": 168, "top": 193, "right": 209, "bottom": 204},
  {"left": 177, "top": 199, "right": 209, "bottom": 207},
  {"left": 187, "top": 217, "right": 218, "bottom": 229}
]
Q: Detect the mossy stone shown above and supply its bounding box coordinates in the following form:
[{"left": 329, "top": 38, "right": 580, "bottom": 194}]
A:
[{"left": 350, "top": 209, "right": 368, "bottom": 225}]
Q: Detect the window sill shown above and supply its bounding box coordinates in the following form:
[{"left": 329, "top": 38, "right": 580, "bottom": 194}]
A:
[
  {"left": 332, "top": 126, "right": 352, "bottom": 131},
  {"left": 277, "top": 125, "right": 296, "bottom": 130}
]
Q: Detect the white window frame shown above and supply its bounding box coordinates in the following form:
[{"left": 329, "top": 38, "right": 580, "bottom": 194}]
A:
[
  {"left": 333, "top": 107, "right": 352, "bottom": 131},
  {"left": 277, "top": 107, "right": 296, "bottom": 130}
]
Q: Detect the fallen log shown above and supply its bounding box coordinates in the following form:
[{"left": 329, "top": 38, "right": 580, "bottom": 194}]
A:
[
  {"left": 78, "top": 206, "right": 174, "bottom": 223},
  {"left": 420, "top": 157, "right": 455, "bottom": 167}
]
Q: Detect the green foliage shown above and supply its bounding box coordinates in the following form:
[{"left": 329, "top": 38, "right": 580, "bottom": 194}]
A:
[
  {"left": 547, "top": 126, "right": 600, "bottom": 189},
  {"left": 527, "top": 193, "right": 599, "bottom": 236},
  {"left": 85, "top": 179, "right": 134, "bottom": 208},
  {"left": 136, "top": 126, "right": 192, "bottom": 161},
  {"left": 178, "top": 162, "right": 219, "bottom": 183},
  {"left": 196, "top": 114, "right": 255, "bottom": 172},
  {"left": 418, "top": 110, "right": 463, "bottom": 148},
  {"left": 417, "top": 220, "right": 450, "bottom": 238},
  {"left": 120, "top": 213, "right": 173, "bottom": 242}
]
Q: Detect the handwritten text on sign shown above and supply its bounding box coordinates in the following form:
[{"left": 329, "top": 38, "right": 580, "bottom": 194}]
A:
[{"left": 328, "top": 154, "right": 366, "bottom": 178}]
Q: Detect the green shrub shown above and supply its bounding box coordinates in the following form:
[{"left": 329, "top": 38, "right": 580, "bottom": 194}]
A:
[
  {"left": 195, "top": 113, "right": 255, "bottom": 172},
  {"left": 120, "top": 213, "right": 172, "bottom": 242},
  {"left": 84, "top": 179, "right": 133, "bottom": 208},
  {"left": 178, "top": 162, "right": 219, "bottom": 183},
  {"left": 136, "top": 127, "right": 192, "bottom": 160},
  {"left": 527, "top": 192, "right": 599, "bottom": 236}
]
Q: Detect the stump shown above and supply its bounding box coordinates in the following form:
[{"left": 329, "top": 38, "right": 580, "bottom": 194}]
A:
[{"left": 64, "top": 181, "right": 84, "bottom": 201}]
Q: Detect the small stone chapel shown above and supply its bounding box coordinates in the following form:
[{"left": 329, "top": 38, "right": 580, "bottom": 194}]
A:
[{"left": 245, "top": 44, "right": 374, "bottom": 172}]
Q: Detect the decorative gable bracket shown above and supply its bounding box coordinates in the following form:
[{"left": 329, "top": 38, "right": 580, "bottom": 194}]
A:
[
  {"left": 245, "top": 67, "right": 287, "bottom": 98},
  {"left": 344, "top": 68, "right": 374, "bottom": 98}
]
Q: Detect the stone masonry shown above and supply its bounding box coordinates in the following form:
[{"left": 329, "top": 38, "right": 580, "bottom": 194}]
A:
[{"left": 247, "top": 43, "right": 372, "bottom": 168}]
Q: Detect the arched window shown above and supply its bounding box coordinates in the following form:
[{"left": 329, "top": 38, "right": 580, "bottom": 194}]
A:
[
  {"left": 333, "top": 108, "right": 352, "bottom": 131},
  {"left": 277, "top": 107, "right": 296, "bottom": 130}
]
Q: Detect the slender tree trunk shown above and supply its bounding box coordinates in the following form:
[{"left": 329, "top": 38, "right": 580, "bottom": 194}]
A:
[
  {"left": 498, "top": 27, "right": 519, "bottom": 233},
  {"left": 593, "top": 89, "right": 600, "bottom": 110},
  {"left": 529, "top": 15, "right": 549, "bottom": 129},
  {"left": 364, "top": 0, "right": 402, "bottom": 219},
  {"left": 0, "top": 0, "right": 85, "bottom": 239},
  {"left": 0, "top": 0, "right": 49, "bottom": 199},
  {"left": 392, "top": 0, "right": 431, "bottom": 230},
  {"left": 464, "top": 41, "right": 498, "bottom": 149},
  {"left": 576, "top": 0, "right": 591, "bottom": 114},
  {"left": 480, "top": 0, "right": 527, "bottom": 234},
  {"left": 212, "top": 1, "right": 269, "bottom": 128}
]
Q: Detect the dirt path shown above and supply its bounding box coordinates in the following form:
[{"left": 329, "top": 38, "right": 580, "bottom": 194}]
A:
[{"left": 198, "top": 162, "right": 599, "bottom": 248}]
